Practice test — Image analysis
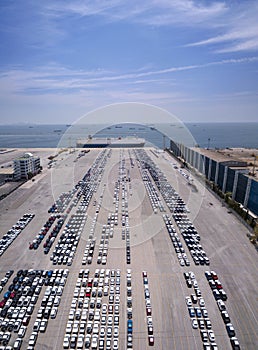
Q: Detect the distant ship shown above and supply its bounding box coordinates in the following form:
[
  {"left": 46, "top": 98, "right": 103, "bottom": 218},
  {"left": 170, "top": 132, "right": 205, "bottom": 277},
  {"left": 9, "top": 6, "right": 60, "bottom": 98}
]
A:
[
  {"left": 76, "top": 136, "right": 145, "bottom": 148},
  {"left": 54, "top": 130, "right": 62, "bottom": 133}
]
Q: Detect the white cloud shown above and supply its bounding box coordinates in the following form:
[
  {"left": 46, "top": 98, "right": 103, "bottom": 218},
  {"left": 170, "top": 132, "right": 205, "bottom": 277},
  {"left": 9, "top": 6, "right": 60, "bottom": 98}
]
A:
[
  {"left": 1, "top": 56, "right": 257, "bottom": 97},
  {"left": 44, "top": 0, "right": 227, "bottom": 26},
  {"left": 187, "top": 2, "right": 258, "bottom": 53},
  {"left": 42, "top": 1, "right": 258, "bottom": 54}
]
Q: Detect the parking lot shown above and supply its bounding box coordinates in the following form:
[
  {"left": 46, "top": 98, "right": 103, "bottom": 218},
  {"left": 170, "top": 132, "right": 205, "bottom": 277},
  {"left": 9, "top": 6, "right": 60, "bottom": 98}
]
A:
[{"left": 0, "top": 147, "right": 257, "bottom": 349}]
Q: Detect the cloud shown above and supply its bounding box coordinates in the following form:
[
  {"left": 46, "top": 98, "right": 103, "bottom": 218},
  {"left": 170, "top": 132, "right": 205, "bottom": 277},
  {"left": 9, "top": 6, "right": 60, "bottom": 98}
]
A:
[
  {"left": 3, "top": 1, "right": 256, "bottom": 54},
  {"left": 187, "top": 2, "right": 258, "bottom": 53},
  {"left": 41, "top": 1, "right": 258, "bottom": 54},
  {"left": 1, "top": 56, "right": 258, "bottom": 97},
  {"left": 44, "top": 0, "right": 227, "bottom": 26}
]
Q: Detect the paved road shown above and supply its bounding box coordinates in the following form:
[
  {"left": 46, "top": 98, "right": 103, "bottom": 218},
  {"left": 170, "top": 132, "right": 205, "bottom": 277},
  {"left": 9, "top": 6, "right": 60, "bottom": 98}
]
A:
[{"left": 0, "top": 148, "right": 257, "bottom": 350}]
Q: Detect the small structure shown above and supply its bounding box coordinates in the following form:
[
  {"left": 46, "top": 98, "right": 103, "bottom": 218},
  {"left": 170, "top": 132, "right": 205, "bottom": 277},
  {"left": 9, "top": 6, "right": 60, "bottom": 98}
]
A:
[
  {"left": 0, "top": 168, "right": 15, "bottom": 184},
  {"left": 13, "top": 152, "right": 41, "bottom": 180}
]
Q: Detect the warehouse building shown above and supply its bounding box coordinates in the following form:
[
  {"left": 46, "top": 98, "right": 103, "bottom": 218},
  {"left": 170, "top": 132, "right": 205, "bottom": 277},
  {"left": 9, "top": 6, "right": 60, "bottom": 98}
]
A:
[{"left": 170, "top": 141, "right": 258, "bottom": 216}]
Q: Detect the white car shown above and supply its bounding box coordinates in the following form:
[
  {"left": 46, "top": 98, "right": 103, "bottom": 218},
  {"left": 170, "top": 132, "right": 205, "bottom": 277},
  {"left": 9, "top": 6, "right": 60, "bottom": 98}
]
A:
[
  {"left": 106, "top": 326, "right": 112, "bottom": 338},
  {"left": 13, "top": 338, "right": 23, "bottom": 350},
  {"left": 50, "top": 307, "right": 58, "bottom": 319},
  {"left": 39, "top": 320, "right": 48, "bottom": 333},
  {"left": 107, "top": 315, "right": 113, "bottom": 326},
  {"left": 91, "top": 335, "right": 98, "bottom": 349},
  {"left": 113, "top": 338, "right": 119, "bottom": 350},
  {"left": 77, "top": 335, "right": 84, "bottom": 349},
  {"left": 102, "top": 303, "right": 108, "bottom": 314},
  {"left": 93, "top": 322, "right": 99, "bottom": 334},
  {"left": 17, "top": 325, "right": 27, "bottom": 338},
  {"left": 99, "top": 326, "right": 105, "bottom": 338},
  {"left": 114, "top": 304, "right": 120, "bottom": 315},
  {"left": 199, "top": 297, "right": 205, "bottom": 307},
  {"left": 185, "top": 296, "right": 192, "bottom": 307},
  {"left": 201, "top": 308, "right": 209, "bottom": 318},
  {"left": 33, "top": 320, "right": 41, "bottom": 332},
  {"left": 63, "top": 336, "right": 70, "bottom": 349},
  {"left": 192, "top": 318, "right": 198, "bottom": 329},
  {"left": 28, "top": 332, "right": 37, "bottom": 347},
  {"left": 113, "top": 326, "right": 119, "bottom": 338},
  {"left": 208, "top": 330, "right": 216, "bottom": 342}
]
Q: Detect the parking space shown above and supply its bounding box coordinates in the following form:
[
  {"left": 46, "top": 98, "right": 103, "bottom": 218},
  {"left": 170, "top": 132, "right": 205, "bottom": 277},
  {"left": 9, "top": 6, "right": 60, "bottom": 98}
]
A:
[{"left": 0, "top": 147, "right": 257, "bottom": 349}]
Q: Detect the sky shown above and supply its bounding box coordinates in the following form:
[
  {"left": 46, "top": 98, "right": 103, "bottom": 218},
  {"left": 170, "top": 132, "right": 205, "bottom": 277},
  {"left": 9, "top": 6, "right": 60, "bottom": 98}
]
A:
[{"left": 0, "top": 0, "right": 258, "bottom": 124}]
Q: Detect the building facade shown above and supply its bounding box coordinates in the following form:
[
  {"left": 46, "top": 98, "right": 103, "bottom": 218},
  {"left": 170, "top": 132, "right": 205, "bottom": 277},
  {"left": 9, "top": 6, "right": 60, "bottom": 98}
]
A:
[
  {"left": 13, "top": 152, "right": 41, "bottom": 180},
  {"left": 170, "top": 141, "right": 258, "bottom": 216}
]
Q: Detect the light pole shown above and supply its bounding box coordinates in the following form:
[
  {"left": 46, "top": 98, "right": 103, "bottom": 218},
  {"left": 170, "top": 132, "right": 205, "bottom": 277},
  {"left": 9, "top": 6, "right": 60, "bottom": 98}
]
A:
[{"left": 207, "top": 138, "right": 211, "bottom": 150}]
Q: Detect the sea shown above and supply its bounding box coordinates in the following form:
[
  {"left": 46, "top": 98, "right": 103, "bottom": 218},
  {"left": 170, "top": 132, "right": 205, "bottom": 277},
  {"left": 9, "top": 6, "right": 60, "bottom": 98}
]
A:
[{"left": 0, "top": 122, "right": 257, "bottom": 150}]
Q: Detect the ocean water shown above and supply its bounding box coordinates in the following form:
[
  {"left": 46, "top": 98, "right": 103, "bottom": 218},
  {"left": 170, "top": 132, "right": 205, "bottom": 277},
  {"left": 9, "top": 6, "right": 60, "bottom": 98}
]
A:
[{"left": 0, "top": 122, "right": 257, "bottom": 149}]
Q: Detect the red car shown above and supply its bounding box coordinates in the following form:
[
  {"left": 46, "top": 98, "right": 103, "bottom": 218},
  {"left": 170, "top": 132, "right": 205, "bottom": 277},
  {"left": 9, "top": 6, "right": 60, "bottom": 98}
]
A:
[
  {"left": 22, "top": 315, "right": 31, "bottom": 326},
  {"left": 211, "top": 271, "right": 218, "bottom": 280},
  {"left": 0, "top": 299, "right": 6, "bottom": 308},
  {"left": 10, "top": 292, "right": 16, "bottom": 299},
  {"left": 87, "top": 278, "right": 93, "bottom": 287},
  {"left": 215, "top": 280, "right": 222, "bottom": 289},
  {"left": 85, "top": 287, "right": 91, "bottom": 298}
]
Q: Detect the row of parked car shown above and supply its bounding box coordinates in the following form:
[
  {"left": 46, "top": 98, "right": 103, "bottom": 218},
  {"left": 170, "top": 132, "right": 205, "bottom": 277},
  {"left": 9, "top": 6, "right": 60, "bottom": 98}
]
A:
[
  {"left": 163, "top": 214, "right": 190, "bottom": 266},
  {"left": 42, "top": 216, "right": 66, "bottom": 254},
  {"left": 96, "top": 225, "right": 110, "bottom": 266},
  {"left": 134, "top": 149, "right": 188, "bottom": 214},
  {"left": 134, "top": 149, "right": 210, "bottom": 268},
  {"left": 82, "top": 238, "right": 96, "bottom": 265},
  {"left": 95, "top": 184, "right": 114, "bottom": 265},
  {"left": 76, "top": 149, "right": 111, "bottom": 213},
  {"left": 26, "top": 269, "right": 68, "bottom": 349},
  {"left": 126, "top": 269, "right": 133, "bottom": 348},
  {"left": 205, "top": 271, "right": 240, "bottom": 349},
  {"left": 51, "top": 151, "right": 111, "bottom": 265},
  {"left": 0, "top": 270, "right": 14, "bottom": 294},
  {"left": 141, "top": 169, "right": 164, "bottom": 213},
  {"left": 0, "top": 213, "right": 34, "bottom": 257},
  {"left": 205, "top": 270, "right": 227, "bottom": 301},
  {"left": 120, "top": 153, "right": 133, "bottom": 265},
  {"left": 48, "top": 189, "right": 78, "bottom": 214},
  {"left": 28, "top": 215, "right": 61, "bottom": 250},
  {"left": 0, "top": 269, "right": 68, "bottom": 349},
  {"left": 30, "top": 215, "right": 56, "bottom": 250},
  {"left": 142, "top": 271, "right": 154, "bottom": 346},
  {"left": 184, "top": 271, "right": 218, "bottom": 350},
  {"left": 173, "top": 214, "right": 210, "bottom": 266},
  {"left": 63, "top": 268, "right": 121, "bottom": 350},
  {"left": 50, "top": 213, "right": 86, "bottom": 266}
]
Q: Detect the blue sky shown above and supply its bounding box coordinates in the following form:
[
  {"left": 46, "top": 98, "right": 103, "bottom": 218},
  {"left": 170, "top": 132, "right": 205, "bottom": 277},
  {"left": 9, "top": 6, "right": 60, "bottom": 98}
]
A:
[{"left": 0, "top": 0, "right": 258, "bottom": 124}]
